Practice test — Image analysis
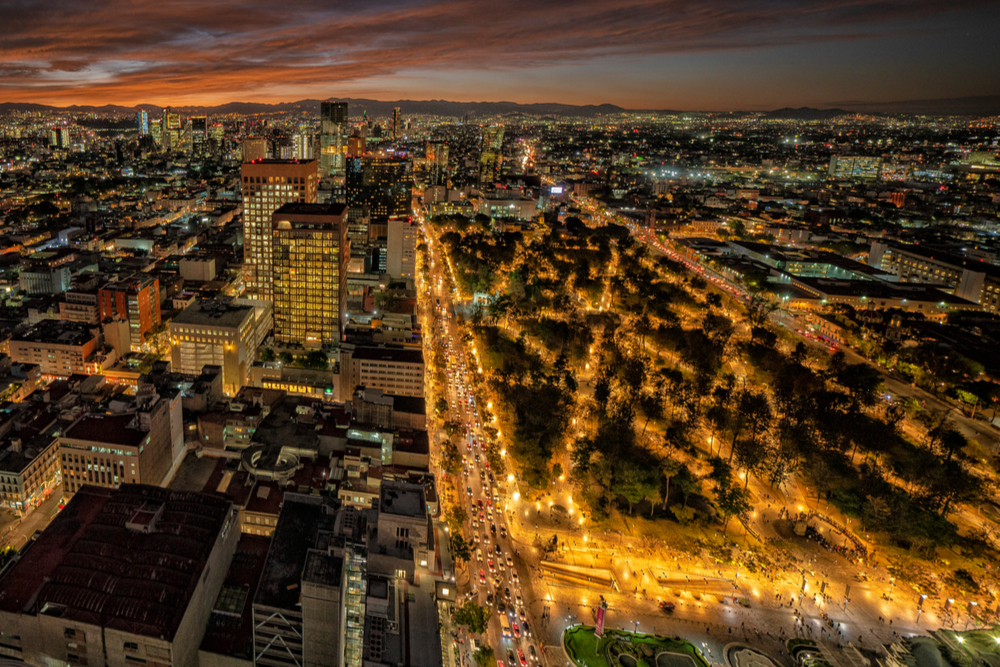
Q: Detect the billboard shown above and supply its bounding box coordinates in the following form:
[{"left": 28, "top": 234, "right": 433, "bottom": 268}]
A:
[{"left": 595, "top": 605, "right": 606, "bottom": 637}]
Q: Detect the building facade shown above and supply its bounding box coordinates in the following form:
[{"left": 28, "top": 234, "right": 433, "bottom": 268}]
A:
[
  {"left": 98, "top": 274, "right": 161, "bottom": 351},
  {"left": 320, "top": 101, "right": 349, "bottom": 177},
  {"left": 169, "top": 300, "right": 259, "bottom": 396},
  {"left": 340, "top": 345, "right": 424, "bottom": 400},
  {"left": 346, "top": 156, "right": 412, "bottom": 219},
  {"left": 272, "top": 203, "right": 349, "bottom": 346},
  {"left": 386, "top": 218, "right": 418, "bottom": 280},
  {"left": 241, "top": 159, "right": 318, "bottom": 300}
]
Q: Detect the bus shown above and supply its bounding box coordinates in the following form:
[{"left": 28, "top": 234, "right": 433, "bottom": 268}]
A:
[{"left": 500, "top": 615, "right": 512, "bottom": 637}]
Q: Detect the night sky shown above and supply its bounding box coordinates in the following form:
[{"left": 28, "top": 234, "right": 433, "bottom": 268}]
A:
[{"left": 2, "top": 0, "right": 998, "bottom": 110}]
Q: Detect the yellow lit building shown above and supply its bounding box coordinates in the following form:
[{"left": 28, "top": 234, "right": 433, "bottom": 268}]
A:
[
  {"left": 241, "top": 159, "right": 318, "bottom": 301},
  {"left": 271, "top": 202, "right": 349, "bottom": 346}
]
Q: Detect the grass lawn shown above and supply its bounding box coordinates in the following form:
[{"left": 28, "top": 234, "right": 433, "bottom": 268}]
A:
[{"left": 564, "top": 626, "right": 709, "bottom": 667}]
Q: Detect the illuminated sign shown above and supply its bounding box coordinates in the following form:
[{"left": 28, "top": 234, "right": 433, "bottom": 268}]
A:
[{"left": 550, "top": 186, "right": 564, "bottom": 195}]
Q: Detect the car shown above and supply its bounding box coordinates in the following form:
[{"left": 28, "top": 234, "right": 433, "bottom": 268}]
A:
[
  {"left": 478, "top": 569, "right": 486, "bottom": 584},
  {"left": 472, "top": 519, "right": 479, "bottom": 529},
  {"left": 522, "top": 620, "right": 531, "bottom": 637},
  {"left": 514, "top": 591, "right": 522, "bottom": 606},
  {"left": 518, "top": 606, "right": 526, "bottom": 621},
  {"left": 507, "top": 651, "right": 516, "bottom": 666},
  {"left": 500, "top": 526, "right": 507, "bottom": 539},
  {"left": 467, "top": 486, "right": 473, "bottom": 497},
  {"left": 504, "top": 587, "right": 511, "bottom": 600},
  {"left": 476, "top": 548, "right": 483, "bottom": 561},
  {"left": 473, "top": 532, "right": 481, "bottom": 544},
  {"left": 659, "top": 601, "right": 676, "bottom": 612},
  {"left": 510, "top": 570, "right": 519, "bottom": 582},
  {"left": 490, "top": 522, "right": 497, "bottom": 534},
  {"left": 497, "top": 600, "right": 506, "bottom": 614},
  {"left": 506, "top": 554, "right": 513, "bottom": 567},
  {"left": 528, "top": 646, "right": 538, "bottom": 662},
  {"left": 495, "top": 543, "right": 502, "bottom": 555},
  {"left": 517, "top": 649, "right": 527, "bottom": 665},
  {"left": 513, "top": 623, "right": 521, "bottom": 639},
  {"left": 487, "top": 558, "right": 495, "bottom": 572}
]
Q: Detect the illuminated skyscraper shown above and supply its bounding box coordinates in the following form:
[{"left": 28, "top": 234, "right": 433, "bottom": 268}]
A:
[
  {"left": 271, "top": 202, "right": 349, "bottom": 345},
  {"left": 241, "top": 160, "right": 318, "bottom": 300},
  {"left": 392, "top": 107, "right": 401, "bottom": 141},
  {"left": 137, "top": 110, "right": 149, "bottom": 136},
  {"left": 49, "top": 127, "right": 70, "bottom": 149},
  {"left": 319, "top": 101, "right": 349, "bottom": 177},
  {"left": 425, "top": 140, "right": 449, "bottom": 186},
  {"left": 161, "top": 108, "right": 181, "bottom": 150},
  {"left": 190, "top": 115, "right": 208, "bottom": 155},
  {"left": 479, "top": 125, "right": 504, "bottom": 187},
  {"left": 292, "top": 130, "right": 314, "bottom": 160},
  {"left": 345, "top": 156, "right": 412, "bottom": 219}
]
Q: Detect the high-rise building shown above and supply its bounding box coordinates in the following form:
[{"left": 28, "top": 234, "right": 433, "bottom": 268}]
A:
[
  {"left": 272, "top": 202, "right": 349, "bottom": 345},
  {"left": 347, "top": 205, "right": 371, "bottom": 271},
  {"left": 161, "top": 107, "right": 181, "bottom": 150},
  {"left": 190, "top": 115, "right": 208, "bottom": 154},
  {"left": 387, "top": 217, "right": 417, "bottom": 280},
  {"left": 479, "top": 125, "right": 504, "bottom": 187},
  {"left": 392, "top": 107, "right": 401, "bottom": 141},
  {"left": 425, "top": 140, "right": 449, "bottom": 186},
  {"left": 242, "top": 136, "right": 268, "bottom": 162},
  {"left": 293, "top": 130, "right": 314, "bottom": 159},
  {"left": 98, "top": 274, "right": 162, "bottom": 351},
  {"left": 49, "top": 127, "right": 69, "bottom": 149},
  {"left": 346, "top": 156, "right": 412, "bottom": 219},
  {"left": 241, "top": 159, "right": 319, "bottom": 300},
  {"left": 319, "top": 101, "right": 349, "bottom": 177},
  {"left": 137, "top": 109, "right": 149, "bottom": 135}
]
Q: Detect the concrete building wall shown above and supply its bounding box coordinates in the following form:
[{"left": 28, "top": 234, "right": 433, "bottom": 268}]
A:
[{"left": 302, "top": 577, "right": 343, "bottom": 667}]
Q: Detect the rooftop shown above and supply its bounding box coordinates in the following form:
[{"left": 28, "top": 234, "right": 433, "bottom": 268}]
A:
[
  {"left": 379, "top": 481, "right": 426, "bottom": 518},
  {"left": 64, "top": 413, "right": 146, "bottom": 447},
  {"left": 254, "top": 495, "right": 336, "bottom": 612},
  {"left": 0, "top": 484, "right": 232, "bottom": 640},
  {"left": 172, "top": 299, "right": 254, "bottom": 330},
  {"left": 352, "top": 346, "right": 424, "bottom": 365}
]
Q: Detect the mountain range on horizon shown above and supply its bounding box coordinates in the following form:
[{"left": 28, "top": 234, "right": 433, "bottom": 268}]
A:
[{"left": 1, "top": 96, "right": 998, "bottom": 118}]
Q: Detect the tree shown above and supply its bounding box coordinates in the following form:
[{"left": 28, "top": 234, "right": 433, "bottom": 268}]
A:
[
  {"left": 714, "top": 474, "right": 752, "bottom": 530},
  {"left": 615, "top": 459, "right": 659, "bottom": 515},
  {"left": 474, "top": 646, "right": 495, "bottom": 667},
  {"left": 279, "top": 351, "right": 294, "bottom": 365},
  {"left": 435, "top": 398, "right": 449, "bottom": 415},
  {"left": 454, "top": 601, "right": 492, "bottom": 635},
  {"left": 302, "top": 350, "right": 329, "bottom": 370},
  {"left": 450, "top": 533, "right": 472, "bottom": 563},
  {"left": 660, "top": 458, "right": 682, "bottom": 510},
  {"left": 445, "top": 502, "right": 468, "bottom": 533},
  {"left": 670, "top": 504, "right": 696, "bottom": 525},
  {"left": 260, "top": 347, "right": 276, "bottom": 362}
]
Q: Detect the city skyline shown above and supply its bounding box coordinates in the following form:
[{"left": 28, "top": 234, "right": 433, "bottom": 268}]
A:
[{"left": 2, "top": 0, "right": 999, "bottom": 111}]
